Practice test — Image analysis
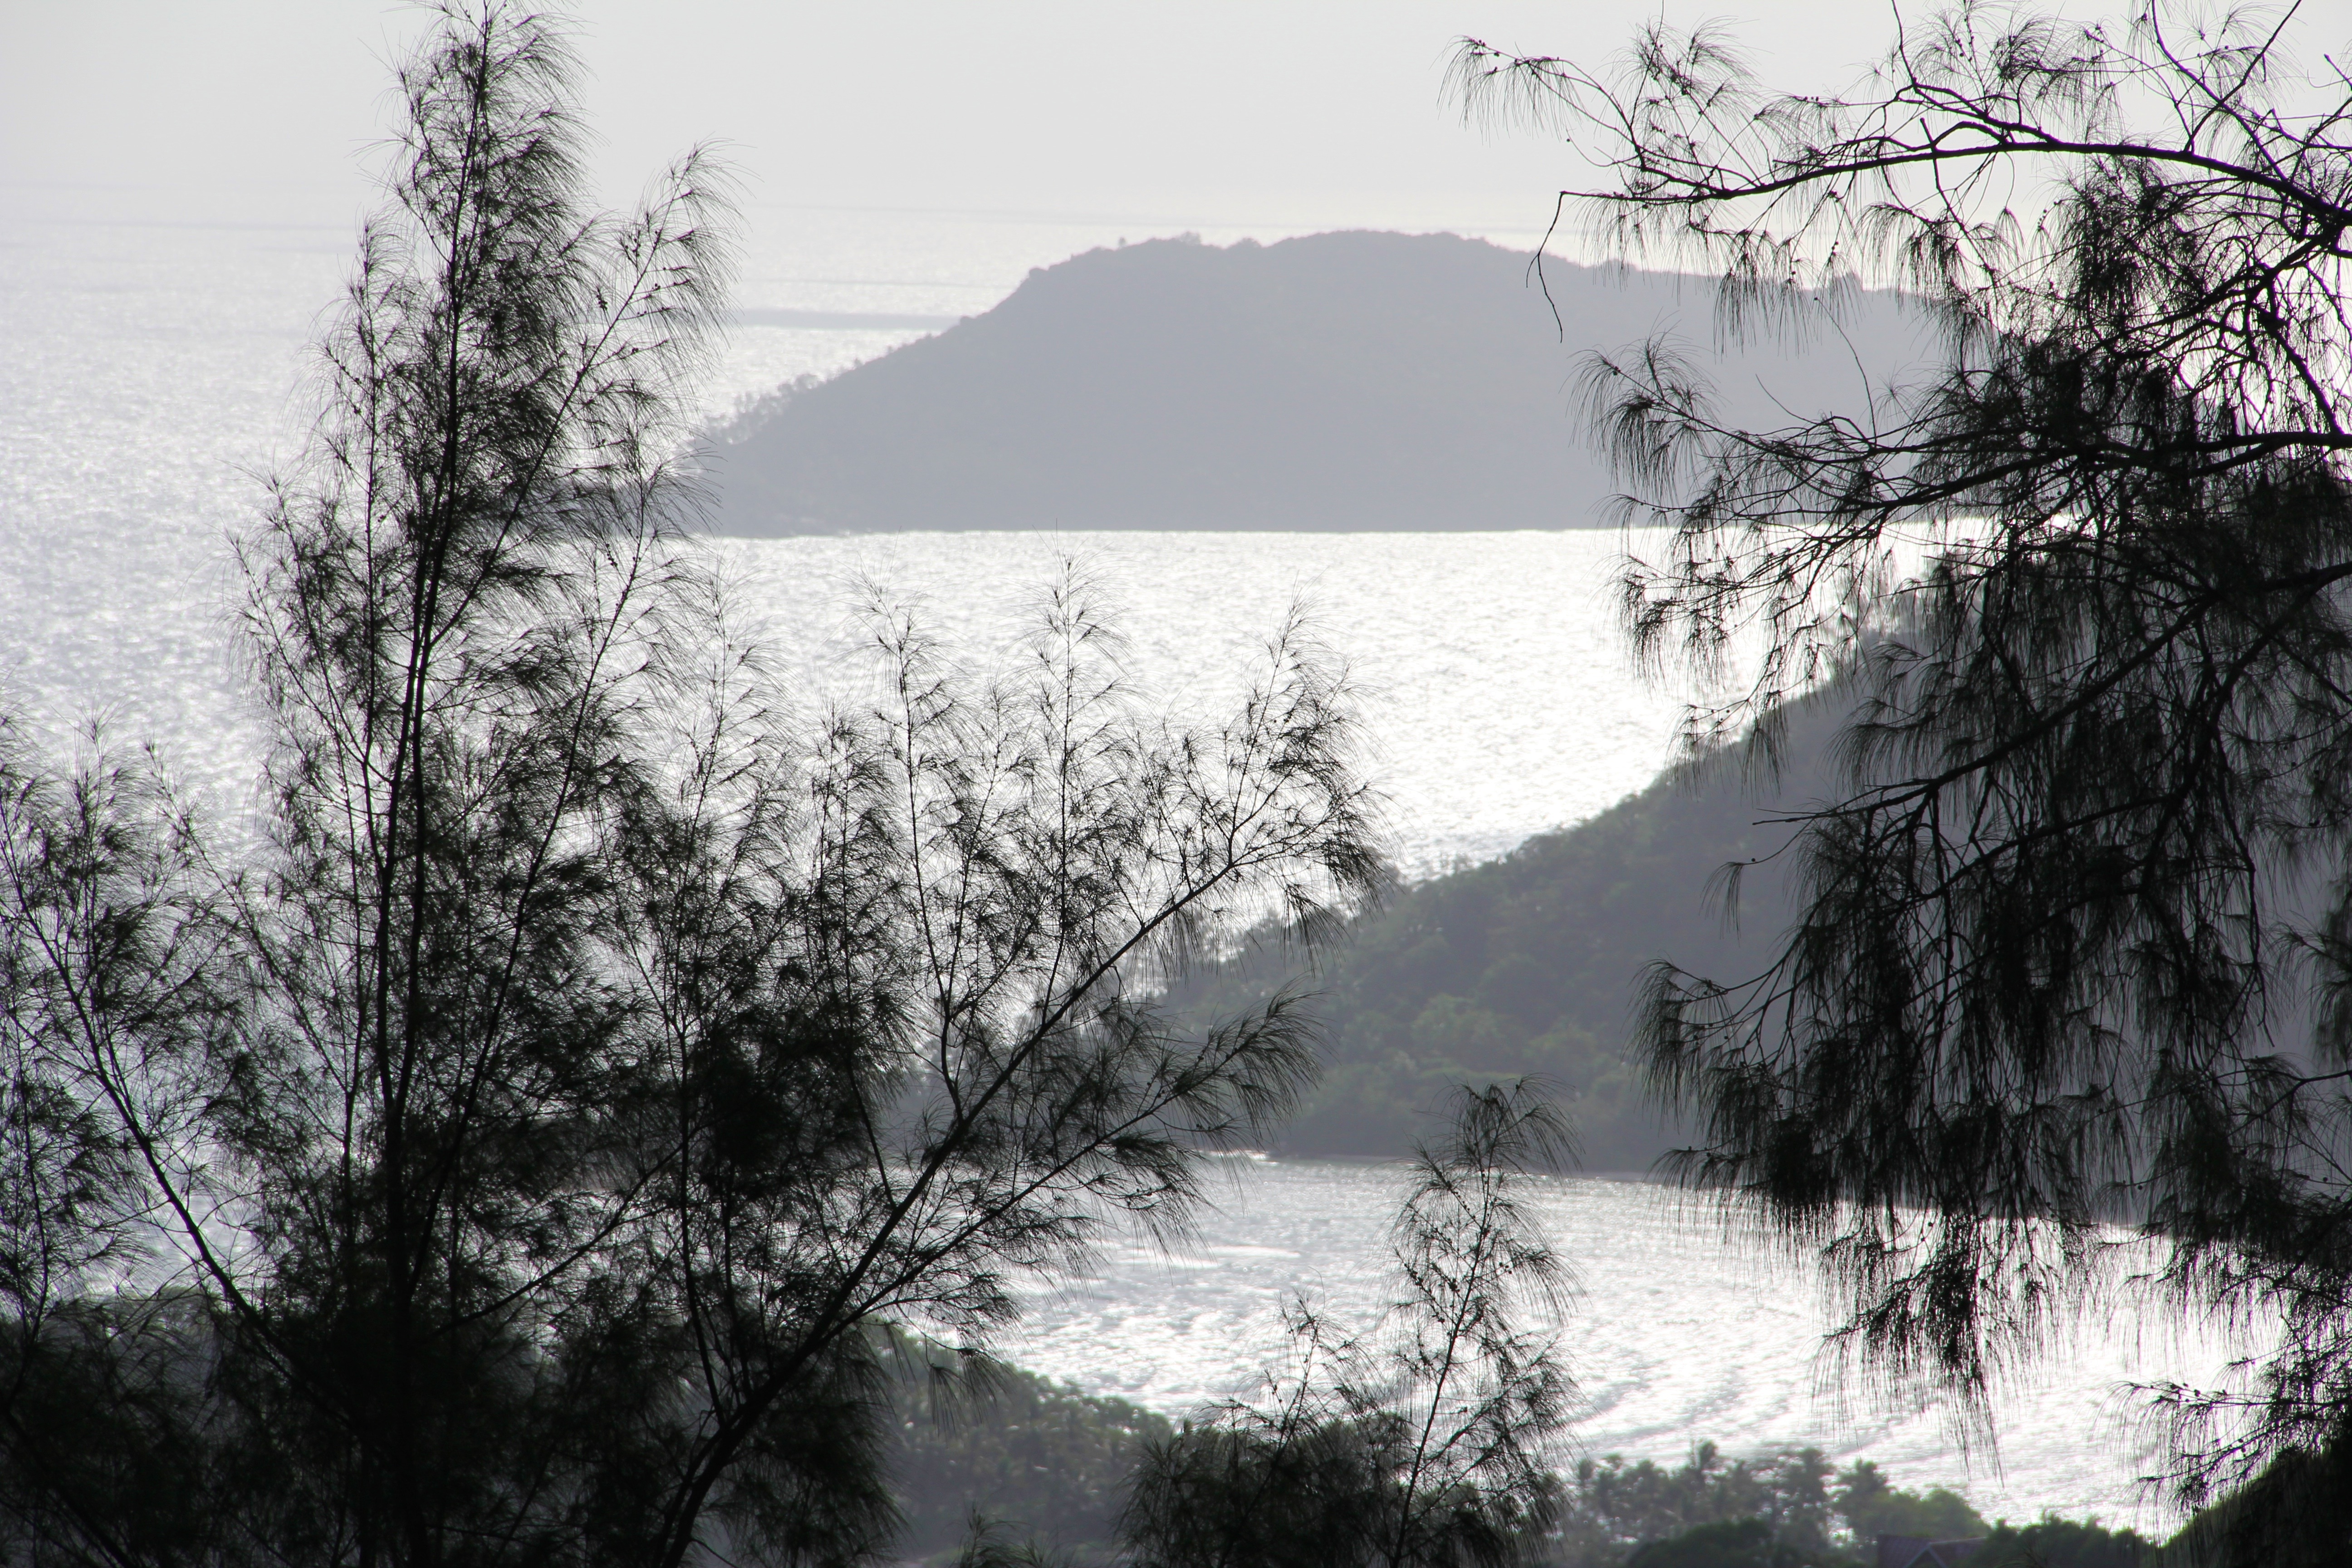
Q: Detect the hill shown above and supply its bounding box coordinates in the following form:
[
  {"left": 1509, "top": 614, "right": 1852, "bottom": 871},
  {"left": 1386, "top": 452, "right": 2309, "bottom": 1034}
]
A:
[
  {"left": 1165, "top": 699, "right": 1847, "bottom": 1169},
  {"left": 705, "top": 230, "right": 1927, "bottom": 533}
]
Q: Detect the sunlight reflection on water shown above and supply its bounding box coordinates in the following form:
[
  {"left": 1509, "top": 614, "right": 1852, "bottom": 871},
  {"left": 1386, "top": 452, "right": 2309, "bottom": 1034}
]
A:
[{"left": 1001, "top": 1158, "right": 2243, "bottom": 1531}]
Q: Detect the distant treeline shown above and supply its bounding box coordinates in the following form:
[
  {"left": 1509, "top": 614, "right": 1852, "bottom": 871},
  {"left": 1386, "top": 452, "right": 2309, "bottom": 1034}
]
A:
[
  {"left": 1562, "top": 1446, "right": 2154, "bottom": 1568},
  {"left": 887, "top": 1335, "right": 1170, "bottom": 1562},
  {"left": 1163, "top": 701, "right": 1846, "bottom": 1169},
  {"left": 892, "top": 1360, "right": 2162, "bottom": 1567}
]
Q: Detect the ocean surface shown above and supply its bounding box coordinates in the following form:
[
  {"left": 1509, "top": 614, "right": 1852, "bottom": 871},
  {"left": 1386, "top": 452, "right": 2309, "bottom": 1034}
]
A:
[
  {"left": 0, "top": 190, "right": 2243, "bottom": 1528},
  {"left": 0, "top": 193, "right": 1676, "bottom": 871},
  {"left": 1002, "top": 1159, "right": 2236, "bottom": 1529}
]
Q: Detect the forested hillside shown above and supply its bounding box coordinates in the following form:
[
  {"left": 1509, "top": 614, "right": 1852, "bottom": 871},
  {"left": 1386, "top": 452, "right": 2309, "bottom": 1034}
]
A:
[
  {"left": 704, "top": 231, "right": 1925, "bottom": 533},
  {"left": 1168, "top": 701, "right": 1844, "bottom": 1168}
]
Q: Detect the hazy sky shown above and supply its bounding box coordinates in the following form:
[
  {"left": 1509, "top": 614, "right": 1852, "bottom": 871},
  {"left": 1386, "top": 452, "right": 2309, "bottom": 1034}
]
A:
[{"left": 5, "top": 1, "right": 1920, "bottom": 235}]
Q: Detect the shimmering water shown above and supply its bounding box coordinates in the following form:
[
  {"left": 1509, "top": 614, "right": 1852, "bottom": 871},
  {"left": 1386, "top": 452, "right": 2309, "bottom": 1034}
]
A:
[
  {"left": 1005, "top": 1158, "right": 2238, "bottom": 1529},
  {"left": 2, "top": 199, "right": 1671, "bottom": 870},
  {"left": 707, "top": 527, "right": 1690, "bottom": 877},
  {"left": 0, "top": 194, "right": 2241, "bottom": 1528}
]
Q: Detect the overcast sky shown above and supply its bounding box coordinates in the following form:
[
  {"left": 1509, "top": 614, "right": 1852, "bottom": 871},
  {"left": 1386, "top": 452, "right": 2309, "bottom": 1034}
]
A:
[{"left": 5, "top": 1, "right": 1923, "bottom": 236}]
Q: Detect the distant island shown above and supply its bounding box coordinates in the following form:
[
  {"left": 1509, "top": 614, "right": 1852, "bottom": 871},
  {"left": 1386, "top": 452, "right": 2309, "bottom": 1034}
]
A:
[{"left": 704, "top": 230, "right": 1928, "bottom": 534}]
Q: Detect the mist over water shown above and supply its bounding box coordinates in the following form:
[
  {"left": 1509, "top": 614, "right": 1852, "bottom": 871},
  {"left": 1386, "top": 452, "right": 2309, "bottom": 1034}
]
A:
[{"left": 0, "top": 193, "right": 2242, "bottom": 1529}]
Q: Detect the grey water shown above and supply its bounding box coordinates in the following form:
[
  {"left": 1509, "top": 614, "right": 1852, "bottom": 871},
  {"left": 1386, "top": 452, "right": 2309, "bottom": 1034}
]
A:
[{"left": 0, "top": 194, "right": 2238, "bottom": 1527}]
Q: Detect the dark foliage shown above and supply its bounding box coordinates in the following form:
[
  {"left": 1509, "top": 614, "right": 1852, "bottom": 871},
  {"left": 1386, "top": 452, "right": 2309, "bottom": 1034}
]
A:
[
  {"left": 1622, "top": 1518, "right": 1843, "bottom": 1568},
  {"left": 885, "top": 1338, "right": 1171, "bottom": 1564},
  {"left": 1455, "top": 0, "right": 2352, "bottom": 1511},
  {"left": 1831, "top": 1463, "right": 1984, "bottom": 1549},
  {"left": 1560, "top": 1446, "right": 1834, "bottom": 1565},
  {"left": 1975, "top": 1515, "right": 2154, "bottom": 1568},
  {"left": 2154, "top": 1414, "right": 2352, "bottom": 1566},
  {"left": 1551, "top": 1446, "right": 1988, "bottom": 1568}
]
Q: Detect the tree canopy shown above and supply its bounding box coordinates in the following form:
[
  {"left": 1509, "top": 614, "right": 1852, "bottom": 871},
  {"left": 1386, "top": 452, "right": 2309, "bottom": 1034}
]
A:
[
  {"left": 1457, "top": 0, "right": 2352, "bottom": 1522},
  {"left": 0, "top": 6, "right": 1377, "bottom": 1563}
]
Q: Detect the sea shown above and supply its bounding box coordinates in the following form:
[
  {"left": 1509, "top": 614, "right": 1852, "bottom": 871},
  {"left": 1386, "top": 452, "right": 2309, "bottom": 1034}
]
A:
[{"left": 0, "top": 188, "right": 2245, "bottom": 1528}]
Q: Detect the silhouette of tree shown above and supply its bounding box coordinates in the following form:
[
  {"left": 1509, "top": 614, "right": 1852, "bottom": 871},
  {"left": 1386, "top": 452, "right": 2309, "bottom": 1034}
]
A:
[
  {"left": 1455, "top": 0, "right": 2352, "bottom": 1520},
  {"left": 0, "top": 6, "right": 1377, "bottom": 1564}
]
